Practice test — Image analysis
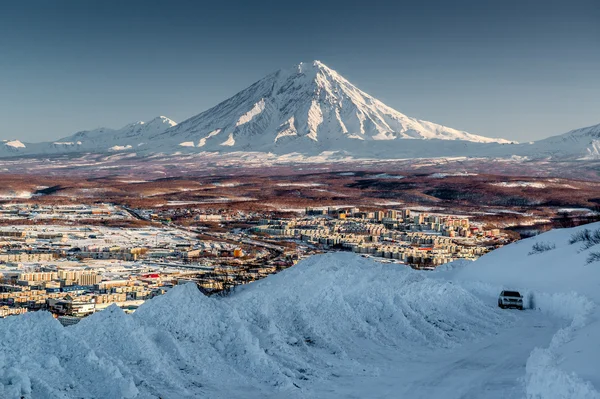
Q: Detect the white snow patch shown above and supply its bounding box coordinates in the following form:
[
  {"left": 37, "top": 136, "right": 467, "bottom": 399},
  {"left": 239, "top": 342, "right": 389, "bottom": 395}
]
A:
[
  {"left": 0, "top": 253, "right": 507, "bottom": 397},
  {"left": 370, "top": 173, "right": 404, "bottom": 179},
  {"left": 306, "top": 99, "right": 323, "bottom": 141},
  {"left": 491, "top": 181, "right": 546, "bottom": 188},
  {"left": 220, "top": 133, "right": 235, "bottom": 147},
  {"left": 236, "top": 98, "right": 266, "bottom": 127},
  {"left": 274, "top": 117, "right": 298, "bottom": 143},
  {"left": 109, "top": 145, "right": 133, "bottom": 151},
  {"left": 450, "top": 223, "right": 600, "bottom": 398},
  {"left": 275, "top": 182, "right": 324, "bottom": 187},
  {"left": 4, "top": 140, "right": 25, "bottom": 149},
  {"left": 198, "top": 128, "right": 222, "bottom": 147},
  {"left": 430, "top": 172, "right": 478, "bottom": 178}
]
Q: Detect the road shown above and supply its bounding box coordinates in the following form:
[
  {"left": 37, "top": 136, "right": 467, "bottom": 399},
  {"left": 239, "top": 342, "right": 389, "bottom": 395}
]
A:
[{"left": 303, "top": 307, "right": 563, "bottom": 399}]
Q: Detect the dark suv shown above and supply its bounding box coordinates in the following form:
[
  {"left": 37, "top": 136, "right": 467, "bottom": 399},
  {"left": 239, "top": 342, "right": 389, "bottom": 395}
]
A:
[{"left": 498, "top": 290, "right": 524, "bottom": 310}]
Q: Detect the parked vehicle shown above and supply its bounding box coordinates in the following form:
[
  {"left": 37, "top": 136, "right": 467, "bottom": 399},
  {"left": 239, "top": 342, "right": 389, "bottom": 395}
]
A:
[{"left": 498, "top": 290, "right": 524, "bottom": 310}]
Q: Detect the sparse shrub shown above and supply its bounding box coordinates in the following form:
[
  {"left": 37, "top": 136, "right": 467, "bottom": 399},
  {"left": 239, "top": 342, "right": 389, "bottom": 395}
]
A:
[
  {"left": 528, "top": 241, "right": 556, "bottom": 255},
  {"left": 586, "top": 252, "right": 600, "bottom": 265},
  {"left": 569, "top": 228, "right": 600, "bottom": 250},
  {"left": 583, "top": 229, "right": 600, "bottom": 250},
  {"left": 569, "top": 228, "right": 591, "bottom": 245}
]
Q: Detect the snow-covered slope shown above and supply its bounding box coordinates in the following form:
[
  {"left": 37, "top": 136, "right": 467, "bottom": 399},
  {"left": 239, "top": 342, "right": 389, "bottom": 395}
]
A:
[
  {"left": 0, "top": 117, "right": 177, "bottom": 157},
  {"left": 2, "top": 223, "right": 600, "bottom": 398},
  {"left": 1, "top": 140, "right": 27, "bottom": 153},
  {"left": 470, "top": 122, "right": 600, "bottom": 160},
  {"left": 152, "top": 61, "right": 510, "bottom": 155},
  {"left": 56, "top": 116, "right": 177, "bottom": 152},
  {"left": 521, "top": 123, "right": 600, "bottom": 160},
  {"left": 445, "top": 221, "right": 600, "bottom": 398}
]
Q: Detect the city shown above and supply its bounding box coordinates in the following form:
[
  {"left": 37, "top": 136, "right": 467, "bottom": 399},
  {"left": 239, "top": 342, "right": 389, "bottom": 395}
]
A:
[{"left": 0, "top": 201, "right": 513, "bottom": 324}]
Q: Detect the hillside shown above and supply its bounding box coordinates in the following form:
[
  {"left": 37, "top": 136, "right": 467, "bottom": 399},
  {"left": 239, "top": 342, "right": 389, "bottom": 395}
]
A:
[
  {"left": 1, "top": 223, "right": 600, "bottom": 398},
  {"left": 521, "top": 123, "right": 600, "bottom": 160}
]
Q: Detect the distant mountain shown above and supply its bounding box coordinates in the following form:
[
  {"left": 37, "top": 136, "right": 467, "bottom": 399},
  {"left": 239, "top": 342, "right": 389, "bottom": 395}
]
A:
[
  {"left": 56, "top": 116, "right": 177, "bottom": 152},
  {"left": 473, "top": 122, "right": 600, "bottom": 161},
  {"left": 0, "top": 116, "right": 177, "bottom": 156},
  {"left": 151, "top": 61, "right": 511, "bottom": 154},
  {"left": 522, "top": 123, "right": 600, "bottom": 160}
]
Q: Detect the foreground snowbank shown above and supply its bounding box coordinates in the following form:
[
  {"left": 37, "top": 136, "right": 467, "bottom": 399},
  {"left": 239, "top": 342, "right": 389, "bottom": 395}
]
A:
[
  {"left": 451, "top": 222, "right": 600, "bottom": 398},
  {"left": 2, "top": 221, "right": 600, "bottom": 398},
  {"left": 0, "top": 253, "right": 505, "bottom": 398}
]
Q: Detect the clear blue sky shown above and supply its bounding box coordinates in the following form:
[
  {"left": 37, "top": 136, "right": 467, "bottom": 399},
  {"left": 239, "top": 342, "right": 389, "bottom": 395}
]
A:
[{"left": 0, "top": 0, "right": 598, "bottom": 142}]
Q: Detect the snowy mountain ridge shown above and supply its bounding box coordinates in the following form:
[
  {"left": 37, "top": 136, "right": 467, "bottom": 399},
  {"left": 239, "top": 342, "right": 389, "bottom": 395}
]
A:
[
  {"left": 528, "top": 122, "right": 600, "bottom": 160},
  {"left": 56, "top": 116, "right": 178, "bottom": 151},
  {"left": 0, "top": 116, "right": 178, "bottom": 155}
]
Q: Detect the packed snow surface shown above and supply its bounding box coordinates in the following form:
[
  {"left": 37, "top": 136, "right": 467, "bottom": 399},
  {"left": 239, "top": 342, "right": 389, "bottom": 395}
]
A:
[
  {"left": 1, "top": 223, "right": 600, "bottom": 398},
  {"left": 447, "top": 222, "right": 600, "bottom": 399}
]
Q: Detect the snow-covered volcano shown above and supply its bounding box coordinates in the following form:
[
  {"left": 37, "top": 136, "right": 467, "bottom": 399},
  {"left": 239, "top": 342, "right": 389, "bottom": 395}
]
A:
[
  {"left": 154, "top": 61, "right": 510, "bottom": 153},
  {"left": 3, "top": 61, "right": 600, "bottom": 161}
]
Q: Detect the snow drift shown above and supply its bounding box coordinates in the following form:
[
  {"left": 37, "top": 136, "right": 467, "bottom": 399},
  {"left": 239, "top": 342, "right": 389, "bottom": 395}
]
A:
[{"left": 0, "top": 253, "right": 504, "bottom": 398}]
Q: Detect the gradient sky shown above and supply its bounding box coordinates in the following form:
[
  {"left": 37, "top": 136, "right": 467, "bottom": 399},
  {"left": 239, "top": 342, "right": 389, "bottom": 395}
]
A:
[{"left": 0, "top": 0, "right": 598, "bottom": 142}]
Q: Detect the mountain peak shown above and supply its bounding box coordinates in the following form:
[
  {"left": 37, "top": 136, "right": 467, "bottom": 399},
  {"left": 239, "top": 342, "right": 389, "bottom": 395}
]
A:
[
  {"left": 146, "top": 116, "right": 177, "bottom": 128},
  {"left": 154, "top": 61, "right": 511, "bottom": 154},
  {"left": 296, "top": 60, "right": 329, "bottom": 73},
  {"left": 284, "top": 60, "right": 341, "bottom": 84}
]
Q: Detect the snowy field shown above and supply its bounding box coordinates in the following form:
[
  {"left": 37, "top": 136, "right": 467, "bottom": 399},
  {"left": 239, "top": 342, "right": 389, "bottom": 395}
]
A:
[
  {"left": 1, "top": 223, "right": 600, "bottom": 398},
  {"left": 0, "top": 225, "right": 197, "bottom": 248}
]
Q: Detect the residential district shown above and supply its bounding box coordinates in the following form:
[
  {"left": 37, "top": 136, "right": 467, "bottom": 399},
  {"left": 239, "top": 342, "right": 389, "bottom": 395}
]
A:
[{"left": 0, "top": 203, "right": 511, "bottom": 323}]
